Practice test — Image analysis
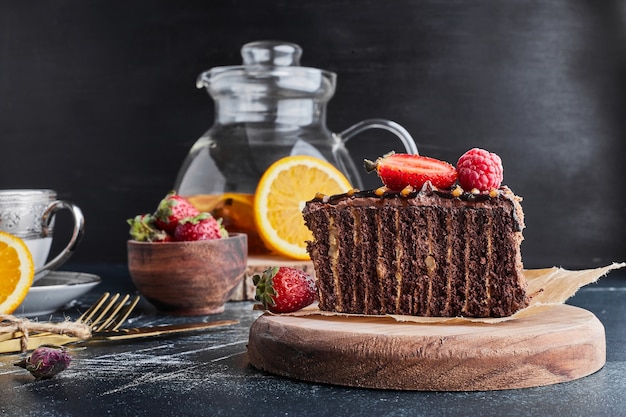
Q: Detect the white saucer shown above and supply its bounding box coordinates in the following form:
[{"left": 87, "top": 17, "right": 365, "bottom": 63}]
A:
[{"left": 15, "top": 271, "right": 102, "bottom": 317}]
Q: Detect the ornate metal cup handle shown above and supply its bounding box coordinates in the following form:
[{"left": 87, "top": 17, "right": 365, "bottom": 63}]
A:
[{"left": 36, "top": 201, "right": 85, "bottom": 280}]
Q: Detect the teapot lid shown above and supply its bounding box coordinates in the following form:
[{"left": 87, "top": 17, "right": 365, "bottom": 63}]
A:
[
  {"left": 241, "top": 41, "right": 303, "bottom": 67},
  {"left": 197, "top": 41, "right": 336, "bottom": 101}
]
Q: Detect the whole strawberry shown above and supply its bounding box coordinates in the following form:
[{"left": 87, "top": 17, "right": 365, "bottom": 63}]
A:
[
  {"left": 364, "top": 152, "right": 457, "bottom": 191},
  {"left": 154, "top": 191, "right": 199, "bottom": 234},
  {"left": 253, "top": 266, "right": 317, "bottom": 313},
  {"left": 457, "top": 148, "right": 503, "bottom": 191},
  {"left": 173, "top": 213, "right": 227, "bottom": 241},
  {"left": 127, "top": 213, "right": 172, "bottom": 242}
]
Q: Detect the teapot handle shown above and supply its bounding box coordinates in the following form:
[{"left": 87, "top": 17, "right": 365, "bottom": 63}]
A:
[{"left": 336, "top": 119, "right": 419, "bottom": 155}]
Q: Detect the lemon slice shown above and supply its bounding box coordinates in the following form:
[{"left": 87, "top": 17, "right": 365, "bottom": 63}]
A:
[
  {"left": 0, "top": 231, "right": 35, "bottom": 314},
  {"left": 254, "top": 155, "right": 353, "bottom": 260}
]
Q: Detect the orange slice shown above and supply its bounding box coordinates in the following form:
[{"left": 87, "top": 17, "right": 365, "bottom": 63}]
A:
[
  {"left": 0, "top": 231, "right": 35, "bottom": 314},
  {"left": 254, "top": 155, "right": 353, "bottom": 260}
]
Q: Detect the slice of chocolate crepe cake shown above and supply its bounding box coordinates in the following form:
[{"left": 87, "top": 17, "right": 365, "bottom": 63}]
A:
[{"left": 303, "top": 173, "right": 529, "bottom": 318}]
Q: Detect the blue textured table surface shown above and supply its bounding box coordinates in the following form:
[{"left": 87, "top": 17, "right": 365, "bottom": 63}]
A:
[{"left": 1, "top": 264, "right": 624, "bottom": 417}]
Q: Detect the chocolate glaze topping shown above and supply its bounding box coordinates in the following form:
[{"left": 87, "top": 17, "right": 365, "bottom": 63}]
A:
[
  {"left": 314, "top": 184, "right": 499, "bottom": 204},
  {"left": 308, "top": 183, "right": 524, "bottom": 232}
]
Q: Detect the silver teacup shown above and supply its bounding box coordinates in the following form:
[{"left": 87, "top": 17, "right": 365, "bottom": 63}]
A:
[{"left": 0, "top": 189, "right": 84, "bottom": 281}]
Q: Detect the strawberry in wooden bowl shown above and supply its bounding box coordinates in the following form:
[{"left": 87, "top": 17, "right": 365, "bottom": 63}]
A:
[{"left": 127, "top": 191, "right": 247, "bottom": 315}]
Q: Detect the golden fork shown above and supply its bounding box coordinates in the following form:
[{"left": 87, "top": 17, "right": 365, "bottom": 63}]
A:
[
  {"left": 1, "top": 293, "right": 238, "bottom": 353},
  {"left": 0, "top": 292, "right": 140, "bottom": 353},
  {"left": 77, "top": 292, "right": 140, "bottom": 333}
]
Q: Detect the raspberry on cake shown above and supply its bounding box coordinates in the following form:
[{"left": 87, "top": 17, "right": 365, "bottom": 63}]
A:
[
  {"left": 302, "top": 149, "right": 528, "bottom": 318},
  {"left": 457, "top": 148, "right": 504, "bottom": 192}
]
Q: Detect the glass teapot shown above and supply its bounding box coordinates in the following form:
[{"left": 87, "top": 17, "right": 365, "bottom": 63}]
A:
[{"left": 174, "top": 41, "right": 418, "bottom": 253}]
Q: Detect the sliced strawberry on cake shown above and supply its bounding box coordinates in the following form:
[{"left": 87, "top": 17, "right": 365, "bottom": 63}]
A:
[{"left": 364, "top": 152, "right": 457, "bottom": 191}]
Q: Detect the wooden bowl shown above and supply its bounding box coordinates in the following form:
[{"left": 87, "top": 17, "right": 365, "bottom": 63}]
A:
[{"left": 127, "top": 233, "right": 247, "bottom": 315}]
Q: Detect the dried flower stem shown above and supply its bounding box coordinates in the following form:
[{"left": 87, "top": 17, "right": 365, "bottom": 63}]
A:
[{"left": 0, "top": 314, "right": 92, "bottom": 352}]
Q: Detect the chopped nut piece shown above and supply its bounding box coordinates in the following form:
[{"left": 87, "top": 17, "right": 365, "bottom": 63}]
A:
[
  {"left": 400, "top": 185, "right": 414, "bottom": 196},
  {"left": 374, "top": 186, "right": 387, "bottom": 196}
]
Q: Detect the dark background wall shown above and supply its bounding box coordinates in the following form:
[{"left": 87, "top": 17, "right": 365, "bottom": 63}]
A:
[{"left": 1, "top": 1, "right": 625, "bottom": 270}]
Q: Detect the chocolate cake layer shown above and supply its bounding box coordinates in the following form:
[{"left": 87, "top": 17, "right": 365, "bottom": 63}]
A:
[{"left": 302, "top": 185, "right": 528, "bottom": 318}]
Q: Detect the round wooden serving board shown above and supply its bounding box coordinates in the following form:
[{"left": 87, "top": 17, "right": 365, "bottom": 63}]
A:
[{"left": 247, "top": 304, "right": 605, "bottom": 391}]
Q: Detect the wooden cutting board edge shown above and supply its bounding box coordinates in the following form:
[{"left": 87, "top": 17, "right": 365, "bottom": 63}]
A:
[{"left": 247, "top": 304, "right": 606, "bottom": 391}]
